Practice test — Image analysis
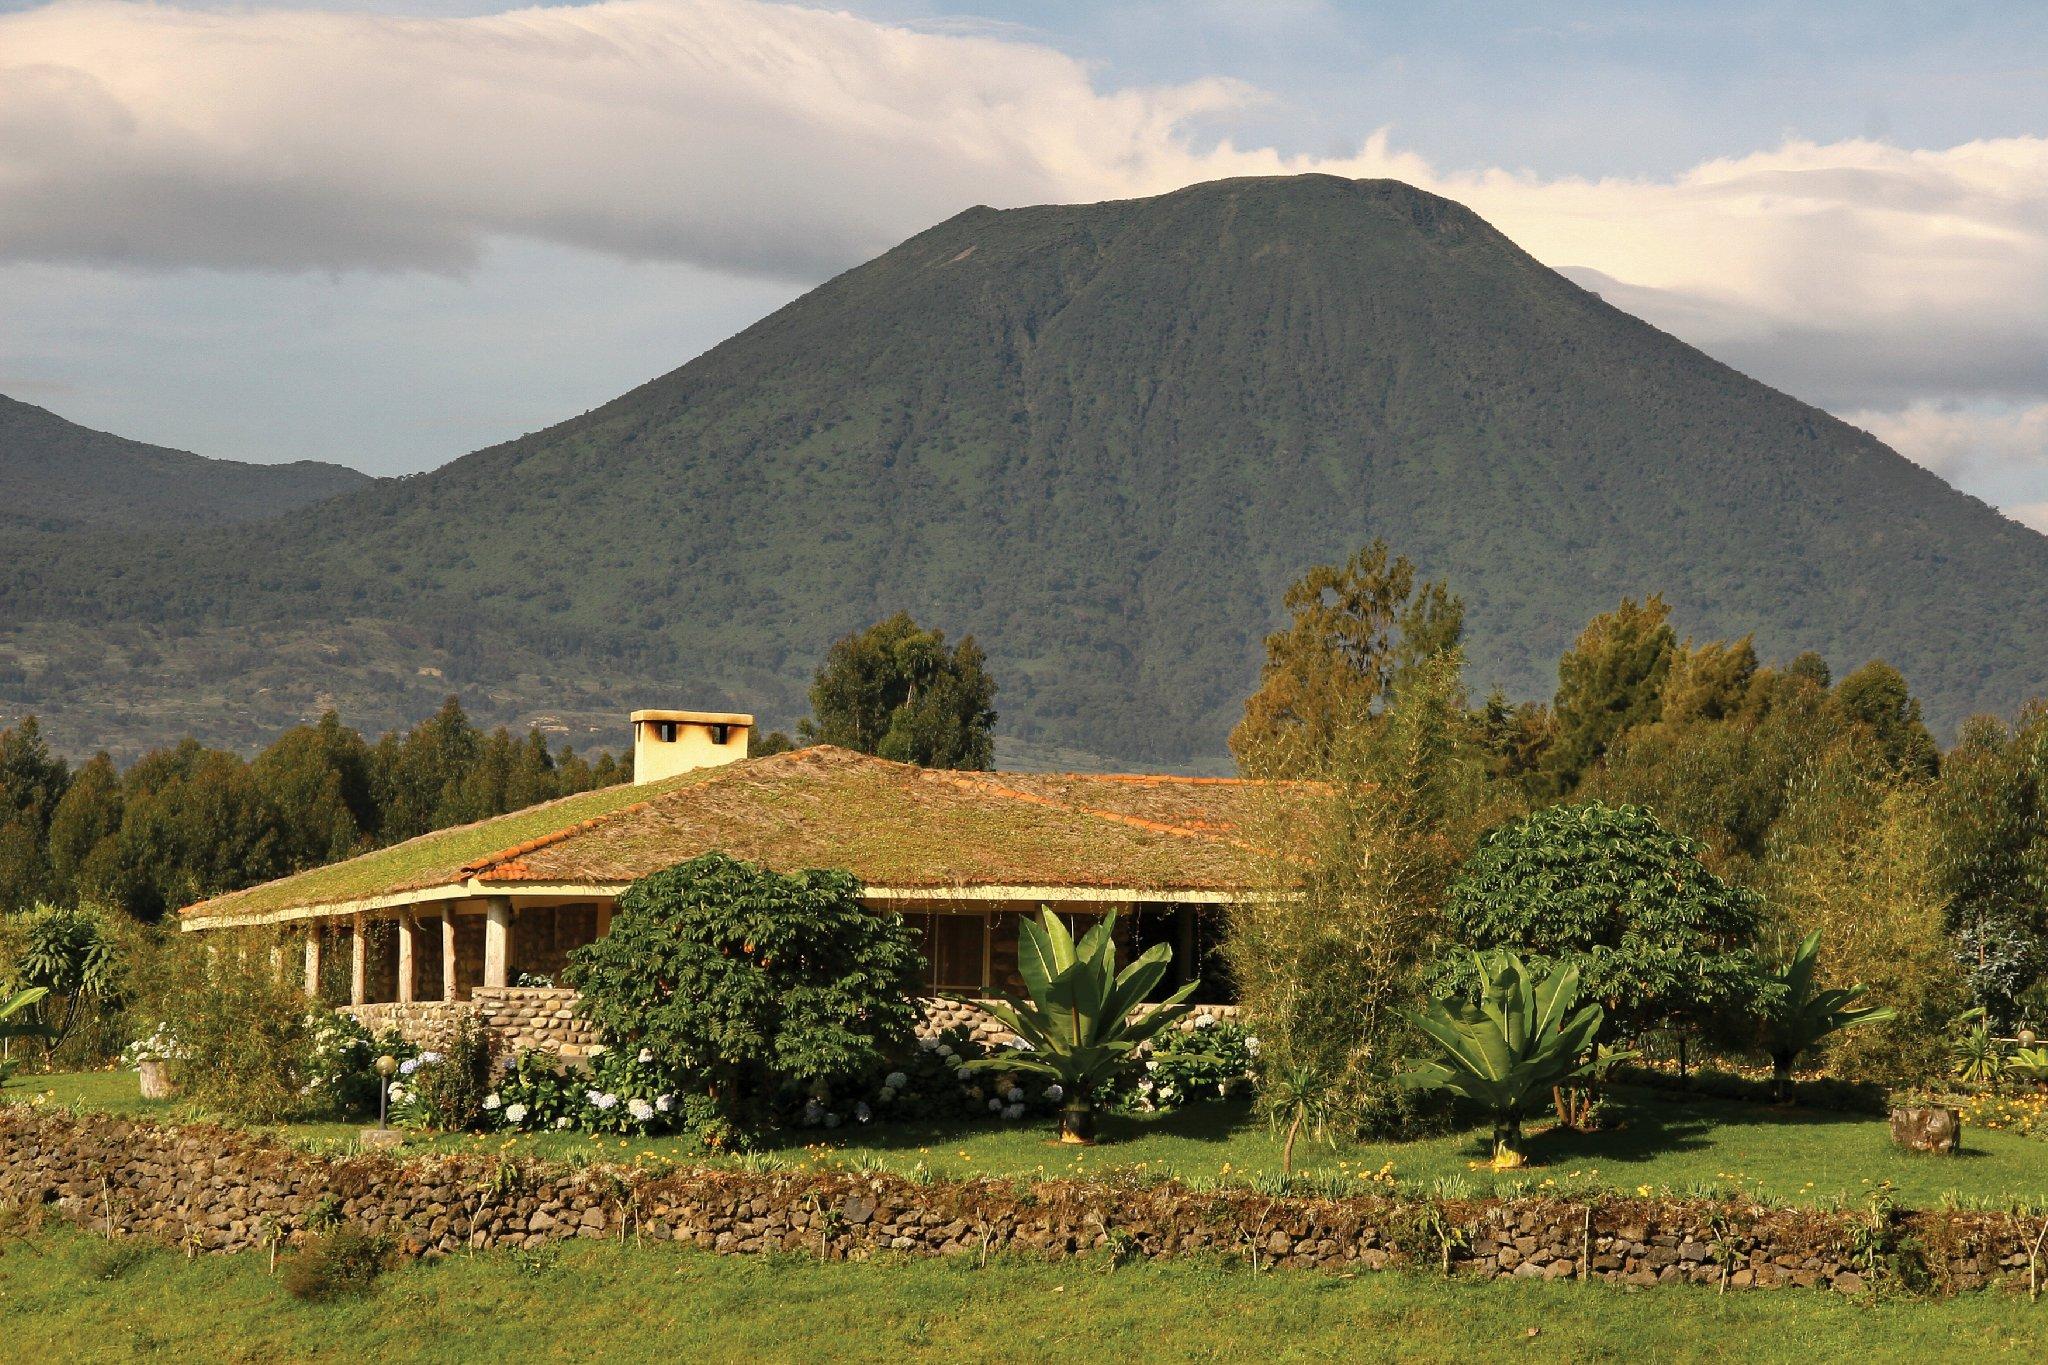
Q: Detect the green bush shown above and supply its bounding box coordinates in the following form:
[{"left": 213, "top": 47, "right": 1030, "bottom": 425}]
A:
[
  {"left": 281, "top": 1227, "right": 393, "bottom": 1301},
  {"left": 1112, "top": 1019, "right": 1255, "bottom": 1113},
  {"left": 389, "top": 1015, "right": 492, "bottom": 1130},
  {"left": 565, "top": 853, "right": 923, "bottom": 1126},
  {"left": 130, "top": 925, "right": 312, "bottom": 1122}
]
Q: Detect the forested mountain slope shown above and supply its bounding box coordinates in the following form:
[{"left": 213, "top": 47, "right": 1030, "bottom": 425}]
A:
[
  {"left": 4, "top": 175, "right": 2044, "bottom": 765},
  {"left": 0, "top": 395, "right": 370, "bottom": 533}
]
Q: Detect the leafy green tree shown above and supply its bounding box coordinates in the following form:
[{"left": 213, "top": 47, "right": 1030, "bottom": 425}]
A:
[
  {"left": 101, "top": 741, "right": 287, "bottom": 919},
  {"left": 371, "top": 696, "right": 483, "bottom": 840},
  {"left": 966, "top": 909, "right": 1198, "bottom": 1143},
  {"left": 253, "top": 712, "right": 377, "bottom": 869},
  {"left": 0, "top": 716, "right": 68, "bottom": 910},
  {"left": 1229, "top": 540, "right": 1463, "bottom": 774},
  {"left": 1758, "top": 930, "right": 1896, "bottom": 1100},
  {"left": 1403, "top": 951, "right": 1606, "bottom": 1167},
  {"left": 1438, "top": 802, "right": 1772, "bottom": 1046},
  {"left": 1759, "top": 740, "right": 1964, "bottom": 1082},
  {"left": 1834, "top": 661, "right": 1940, "bottom": 779},
  {"left": 799, "top": 613, "right": 997, "bottom": 769},
  {"left": 1540, "top": 596, "right": 1677, "bottom": 793},
  {"left": 565, "top": 853, "right": 924, "bottom": 1125},
  {"left": 1931, "top": 707, "right": 2048, "bottom": 1025},
  {"left": 1229, "top": 650, "right": 1501, "bottom": 1136},
  {"left": 43, "top": 752, "right": 122, "bottom": 903}
]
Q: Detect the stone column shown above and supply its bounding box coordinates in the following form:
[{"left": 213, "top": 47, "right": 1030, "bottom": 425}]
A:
[
  {"left": 441, "top": 914, "right": 458, "bottom": 1003},
  {"left": 303, "top": 927, "right": 322, "bottom": 999},
  {"left": 595, "top": 902, "right": 612, "bottom": 939},
  {"left": 350, "top": 915, "right": 367, "bottom": 1006},
  {"left": 396, "top": 913, "right": 416, "bottom": 1005},
  {"left": 484, "top": 897, "right": 513, "bottom": 989}
]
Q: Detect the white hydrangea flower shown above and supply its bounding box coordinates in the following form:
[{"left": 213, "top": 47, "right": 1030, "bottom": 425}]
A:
[
  {"left": 398, "top": 1059, "right": 420, "bottom": 1077},
  {"left": 936, "top": 1044, "right": 954, "bottom": 1058},
  {"left": 638, "top": 1048, "right": 654, "bottom": 1063},
  {"left": 954, "top": 1066, "right": 973, "bottom": 1081},
  {"left": 418, "top": 1050, "right": 445, "bottom": 1064},
  {"left": 1043, "top": 1084, "right": 1064, "bottom": 1102},
  {"left": 1245, "top": 1035, "right": 1261, "bottom": 1057},
  {"left": 988, "top": 1097, "right": 1004, "bottom": 1112},
  {"left": 655, "top": 1094, "right": 674, "bottom": 1113},
  {"left": 1002, "top": 1103, "right": 1025, "bottom": 1121},
  {"left": 483, "top": 1094, "right": 501, "bottom": 1111},
  {"left": 504, "top": 1103, "right": 528, "bottom": 1125},
  {"left": 1004, "top": 1086, "right": 1024, "bottom": 1104},
  {"left": 387, "top": 1084, "right": 408, "bottom": 1102},
  {"left": 917, "top": 1036, "right": 940, "bottom": 1051},
  {"left": 555, "top": 1116, "right": 573, "bottom": 1130},
  {"left": 854, "top": 1101, "right": 871, "bottom": 1123},
  {"left": 628, "top": 1098, "right": 655, "bottom": 1123},
  {"left": 884, "top": 1071, "right": 908, "bottom": 1090},
  {"left": 1194, "top": 1014, "right": 1217, "bottom": 1029}
]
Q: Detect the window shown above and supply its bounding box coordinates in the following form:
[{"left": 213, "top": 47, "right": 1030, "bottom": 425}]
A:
[
  {"left": 904, "top": 912, "right": 986, "bottom": 992},
  {"left": 656, "top": 721, "right": 677, "bottom": 743}
]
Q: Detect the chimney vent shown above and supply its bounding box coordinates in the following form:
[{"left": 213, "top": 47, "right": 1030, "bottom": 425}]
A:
[{"left": 630, "top": 709, "right": 753, "bottom": 784}]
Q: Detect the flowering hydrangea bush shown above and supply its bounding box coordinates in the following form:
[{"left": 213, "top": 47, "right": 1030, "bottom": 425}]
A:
[
  {"left": 791, "top": 1025, "right": 1061, "bottom": 1131},
  {"left": 1114, "top": 1017, "right": 1257, "bottom": 1113},
  {"left": 302, "top": 1010, "right": 414, "bottom": 1118},
  {"left": 120, "top": 1023, "right": 185, "bottom": 1069}
]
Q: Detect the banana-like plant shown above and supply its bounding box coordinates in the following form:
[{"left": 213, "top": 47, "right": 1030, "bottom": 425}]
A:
[
  {"left": 1760, "top": 931, "right": 1896, "bottom": 1102},
  {"left": 1403, "top": 951, "right": 1604, "bottom": 1168},
  {"left": 0, "top": 986, "right": 52, "bottom": 1085},
  {"left": 964, "top": 910, "right": 1197, "bottom": 1143}
]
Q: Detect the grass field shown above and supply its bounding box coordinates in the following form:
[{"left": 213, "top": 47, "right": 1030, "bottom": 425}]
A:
[
  {"left": 2, "top": 1224, "right": 2045, "bottom": 1363},
  {"left": 15, "top": 1070, "right": 2048, "bottom": 1211}
]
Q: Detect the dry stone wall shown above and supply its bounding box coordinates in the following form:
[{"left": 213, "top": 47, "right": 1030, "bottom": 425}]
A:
[{"left": 3, "top": 1106, "right": 2036, "bottom": 1295}]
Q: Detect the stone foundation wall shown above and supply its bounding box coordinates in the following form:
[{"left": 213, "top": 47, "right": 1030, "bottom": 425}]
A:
[
  {"left": 344, "top": 987, "right": 599, "bottom": 1061},
  {"left": 472, "top": 986, "right": 602, "bottom": 1060},
  {"left": 2, "top": 1106, "right": 2034, "bottom": 1294}
]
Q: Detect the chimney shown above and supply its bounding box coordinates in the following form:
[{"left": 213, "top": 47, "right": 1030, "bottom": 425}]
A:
[{"left": 630, "top": 709, "right": 754, "bottom": 784}]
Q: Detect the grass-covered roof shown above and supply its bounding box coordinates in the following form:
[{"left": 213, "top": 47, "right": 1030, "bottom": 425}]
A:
[{"left": 182, "top": 747, "right": 1283, "bottom": 924}]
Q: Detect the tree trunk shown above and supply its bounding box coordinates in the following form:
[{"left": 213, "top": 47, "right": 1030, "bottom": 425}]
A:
[
  {"left": 1282, "top": 1109, "right": 1302, "bottom": 1175},
  {"left": 1771, "top": 1052, "right": 1793, "bottom": 1104}
]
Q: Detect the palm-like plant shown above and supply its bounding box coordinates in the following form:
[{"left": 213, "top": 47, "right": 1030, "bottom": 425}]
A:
[
  {"left": 1403, "top": 951, "right": 1604, "bottom": 1168},
  {"left": 1261, "top": 1060, "right": 1338, "bottom": 1174},
  {"left": 1760, "top": 931, "right": 1896, "bottom": 1102},
  {"left": 0, "top": 986, "right": 52, "bottom": 1085},
  {"left": 1950, "top": 1007, "right": 2005, "bottom": 1089},
  {"left": 964, "top": 910, "right": 1197, "bottom": 1143}
]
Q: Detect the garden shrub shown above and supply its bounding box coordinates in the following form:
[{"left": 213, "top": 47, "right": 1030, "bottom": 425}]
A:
[
  {"left": 389, "top": 1015, "right": 492, "bottom": 1130},
  {"left": 0, "top": 901, "right": 137, "bottom": 1068},
  {"left": 302, "top": 1010, "right": 414, "bottom": 1119},
  {"left": 565, "top": 853, "right": 923, "bottom": 1126},
  {"left": 281, "top": 1227, "right": 394, "bottom": 1301},
  {"left": 130, "top": 925, "right": 313, "bottom": 1122},
  {"left": 1112, "top": 1018, "right": 1256, "bottom": 1113},
  {"left": 1438, "top": 801, "right": 1774, "bottom": 1044}
]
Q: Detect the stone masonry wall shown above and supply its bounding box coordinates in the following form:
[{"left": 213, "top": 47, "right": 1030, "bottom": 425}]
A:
[
  {"left": 3, "top": 1106, "right": 2036, "bottom": 1295},
  {"left": 344, "top": 987, "right": 600, "bottom": 1061}
]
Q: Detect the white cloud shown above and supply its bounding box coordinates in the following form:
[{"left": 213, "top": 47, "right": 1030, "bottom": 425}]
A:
[
  {"left": 1842, "top": 402, "right": 2048, "bottom": 483},
  {"left": 2, "top": 0, "right": 2047, "bottom": 494}
]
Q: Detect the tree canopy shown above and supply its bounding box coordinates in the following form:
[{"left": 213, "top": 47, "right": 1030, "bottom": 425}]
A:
[
  {"left": 798, "top": 613, "right": 998, "bottom": 770},
  {"left": 1438, "top": 801, "right": 1772, "bottom": 1041}
]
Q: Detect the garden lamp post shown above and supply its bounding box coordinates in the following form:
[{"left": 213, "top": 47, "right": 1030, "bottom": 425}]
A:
[{"left": 375, "top": 1053, "right": 398, "bottom": 1130}]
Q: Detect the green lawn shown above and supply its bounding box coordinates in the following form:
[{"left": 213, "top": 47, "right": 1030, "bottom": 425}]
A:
[
  {"left": 1, "top": 1225, "right": 2043, "bottom": 1362},
  {"left": 16, "top": 1070, "right": 2048, "bottom": 1211}
]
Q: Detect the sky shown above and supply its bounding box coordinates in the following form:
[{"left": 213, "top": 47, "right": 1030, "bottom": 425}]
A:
[{"left": 2, "top": 0, "right": 2046, "bottom": 530}]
